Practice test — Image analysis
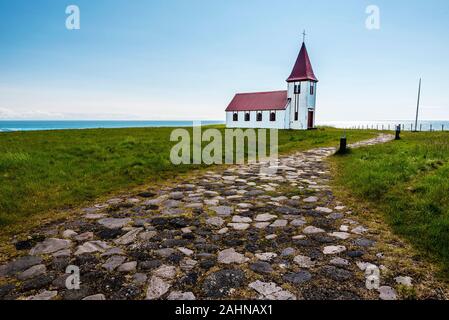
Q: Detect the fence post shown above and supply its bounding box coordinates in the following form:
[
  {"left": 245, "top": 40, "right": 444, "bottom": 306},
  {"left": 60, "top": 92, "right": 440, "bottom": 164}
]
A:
[
  {"left": 395, "top": 125, "right": 401, "bottom": 140},
  {"left": 430, "top": 124, "right": 433, "bottom": 132}
]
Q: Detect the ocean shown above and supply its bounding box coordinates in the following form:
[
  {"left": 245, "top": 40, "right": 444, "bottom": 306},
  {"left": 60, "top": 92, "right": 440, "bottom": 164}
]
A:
[{"left": 0, "top": 120, "right": 225, "bottom": 132}]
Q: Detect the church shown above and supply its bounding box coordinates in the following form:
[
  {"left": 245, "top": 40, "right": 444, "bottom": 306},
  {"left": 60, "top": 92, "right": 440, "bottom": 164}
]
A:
[{"left": 225, "top": 40, "right": 318, "bottom": 130}]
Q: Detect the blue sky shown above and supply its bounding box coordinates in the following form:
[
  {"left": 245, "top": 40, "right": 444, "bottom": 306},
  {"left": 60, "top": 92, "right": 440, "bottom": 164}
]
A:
[{"left": 0, "top": 0, "right": 448, "bottom": 121}]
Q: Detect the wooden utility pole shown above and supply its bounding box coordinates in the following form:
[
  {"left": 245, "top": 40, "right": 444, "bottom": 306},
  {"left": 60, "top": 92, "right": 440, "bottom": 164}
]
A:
[{"left": 414, "top": 78, "right": 422, "bottom": 132}]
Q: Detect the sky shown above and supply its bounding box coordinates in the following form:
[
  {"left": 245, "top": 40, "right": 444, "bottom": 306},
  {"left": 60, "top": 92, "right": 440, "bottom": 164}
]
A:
[{"left": 0, "top": 0, "right": 448, "bottom": 121}]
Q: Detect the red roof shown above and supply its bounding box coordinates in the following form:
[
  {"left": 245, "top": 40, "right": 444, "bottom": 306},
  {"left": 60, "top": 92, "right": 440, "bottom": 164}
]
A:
[
  {"left": 286, "top": 42, "right": 318, "bottom": 83},
  {"left": 225, "top": 90, "right": 288, "bottom": 112}
]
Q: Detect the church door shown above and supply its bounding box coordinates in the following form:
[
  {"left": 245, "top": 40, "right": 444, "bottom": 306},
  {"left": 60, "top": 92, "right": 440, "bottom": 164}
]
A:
[{"left": 307, "top": 110, "right": 314, "bottom": 129}]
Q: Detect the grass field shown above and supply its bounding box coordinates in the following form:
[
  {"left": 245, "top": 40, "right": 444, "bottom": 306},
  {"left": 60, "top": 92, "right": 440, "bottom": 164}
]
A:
[
  {"left": 0, "top": 126, "right": 377, "bottom": 228},
  {"left": 332, "top": 132, "right": 449, "bottom": 277}
]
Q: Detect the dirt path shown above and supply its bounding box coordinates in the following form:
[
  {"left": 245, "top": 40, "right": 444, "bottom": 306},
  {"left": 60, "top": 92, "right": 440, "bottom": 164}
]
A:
[{"left": 1, "top": 133, "right": 444, "bottom": 300}]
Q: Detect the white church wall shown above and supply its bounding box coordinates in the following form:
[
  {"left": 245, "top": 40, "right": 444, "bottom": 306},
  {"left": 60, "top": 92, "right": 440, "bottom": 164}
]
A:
[
  {"left": 287, "top": 81, "right": 317, "bottom": 130},
  {"left": 226, "top": 110, "right": 287, "bottom": 129}
]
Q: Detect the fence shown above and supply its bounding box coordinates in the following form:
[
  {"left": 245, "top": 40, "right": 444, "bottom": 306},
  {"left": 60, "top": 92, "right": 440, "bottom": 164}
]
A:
[{"left": 343, "top": 123, "right": 448, "bottom": 132}]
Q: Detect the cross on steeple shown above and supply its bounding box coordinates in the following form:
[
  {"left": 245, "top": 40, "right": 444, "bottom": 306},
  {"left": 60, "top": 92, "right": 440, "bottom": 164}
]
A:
[{"left": 302, "top": 30, "right": 307, "bottom": 43}]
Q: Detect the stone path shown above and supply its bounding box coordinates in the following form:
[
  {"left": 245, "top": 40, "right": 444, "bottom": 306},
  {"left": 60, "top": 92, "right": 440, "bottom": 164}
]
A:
[{"left": 0, "top": 134, "right": 421, "bottom": 300}]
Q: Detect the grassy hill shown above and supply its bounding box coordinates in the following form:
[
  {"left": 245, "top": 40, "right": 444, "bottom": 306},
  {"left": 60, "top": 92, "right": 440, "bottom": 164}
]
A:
[
  {"left": 0, "top": 126, "right": 376, "bottom": 228},
  {"left": 331, "top": 132, "right": 449, "bottom": 277}
]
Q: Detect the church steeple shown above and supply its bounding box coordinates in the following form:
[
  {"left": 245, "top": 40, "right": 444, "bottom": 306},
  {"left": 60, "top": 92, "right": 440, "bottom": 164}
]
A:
[{"left": 286, "top": 42, "right": 318, "bottom": 83}]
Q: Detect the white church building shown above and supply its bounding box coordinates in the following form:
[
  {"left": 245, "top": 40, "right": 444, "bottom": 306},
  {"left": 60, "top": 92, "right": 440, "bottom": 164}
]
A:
[{"left": 225, "top": 41, "right": 318, "bottom": 130}]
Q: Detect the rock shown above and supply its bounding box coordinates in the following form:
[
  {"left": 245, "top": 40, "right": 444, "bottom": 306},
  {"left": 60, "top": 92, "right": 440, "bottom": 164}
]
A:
[
  {"left": 53, "top": 249, "right": 71, "bottom": 258},
  {"left": 17, "top": 264, "right": 46, "bottom": 280},
  {"left": 255, "top": 252, "right": 278, "bottom": 261},
  {"left": 290, "top": 219, "right": 307, "bottom": 226},
  {"left": 270, "top": 219, "right": 288, "bottom": 228},
  {"left": 98, "top": 218, "right": 132, "bottom": 229},
  {"left": 254, "top": 222, "right": 270, "bottom": 229},
  {"left": 139, "top": 260, "right": 162, "bottom": 271},
  {"left": 139, "top": 231, "right": 157, "bottom": 241},
  {"left": 315, "top": 207, "right": 333, "bottom": 213},
  {"left": 180, "top": 258, "right": 197, "bottom": 271},
  {"left": 177, "top": 247, "right": 194, "bottom": 256},
  {"left": 329, "top": 232, "right": 351, "bottom": 240},
  {"left": 321, "top": 266, "right": 353, "bottom": 281},
  {"left": 281, "top": 248, "right": 296, "bottom": 256},
  {"left": 114, "top": 228, "right": 143, "bottom": 245},
  {"left": 146, "top": 276, "right": 171, "bottom": 300},
  {"left": 217, "top": 227, "right": 229, "bottom": 234},
  {"left": 82, "top": 294, "right": 106, "bottom": 300},
  {"left": 169, "top": 192, "right": 184, "bottom": 200},
  {"left": 118, "top": 261, "right": 137, "bottom": 272},
  {"left": 102, "top": 256, "right": 126, "bottom": 271},
  {"left": 323, "top": 245, "right": 346, "bottom": 255},
  {"left": 250, "top": 261, "right": 273, "bottom": 274},
  {"left": 248, "top": 281, "right": 296, "bottom": 300},
  {"left": 155, "top": 248, "right": 176, "bottom": 258},
  {"left": 210, "top": 206, "right": 233, "bottom": 216},
  {"left": 330, "top": 257, "right": 350, "bottom": 267},
  {"left": 379, "top": 286, "right": 397, "bottom": 300},
  {"left": 206, "top": 217, "right": 225, "bottom": 228},
  {"left": 232, "top": 216, "right": 252, "bottom": 223},
  {"left": 74, "top": 232, "right": 94, "bottom": 242},
  {"left": 62, "top": 230, "right": 78, "bottom": 239},
  {"left": 254, "top": 214, "right": 277, "bottom": 222},
  {"left": 283, "top": 271, "right": 312, "bottom": 284},
  {"left": 227, "top": 223, "right": 250, "bottom": 231},
  {"left": 101, "top": 247, "right": 125, "bottom": 257},
  {"left": 327, "top": 213, "right": 344, "bottom": 220},
  {"left": 0, "top": 256, "right": 42, "bottom": 276},
  {"left": 30, "top": 238, "right": 72, "bottom": 255},
  {"left": 303, "top": 226, "right": 325, "bottom": 234},
  {"left": 167, "top": 291, "right": 196, "bottom": 300},
  {"left": 132, "top": 273, "right": 148, "bottom": 286},
  {"left": 347, "top": 250, "right": 364, "bottom": 258},
  {"left": 356, "top": 262, "right": 377, "bottom": 271},
  {"left": 22, "top": 274, "right": 54, "bottom": 291},
  {"left": 351, "top": 226, "right": 368, "bottom": 235},
  {"left": 395, "top": 276, "right": 413, "bottom": 287},
  {"left": 153, "top": 265, "right": 177, "bottom": 279},
  {"left": 293, "top": 255, "right": 315, "bottom": 268},
  {"left": 265, "top": 234, "right": 277, "bottom": 240},
  {"left": 303, "top": 196, "right": 318, "bottom": 203},
  {"left": 202, "top": 269, "right": 245, "bottom": 298},
  {"left": 354, "top": 238, "right": 375, "bottom": 247},
  {"left": 0, "top": 284, "right": 15, "bottom": 298},
  {"left": 217, "top": 248, "right": 249, "bottom": 264},
  {"left": 26, "top": 290, "right": 58, "bottom": 300},
  {"left": 340, "top": 225, "right": 349, "bottom": 232},
  {"left": 335, "top": 206, "right": 346, "bottom": 211},
  {"left": 75, "top": 241, "right": 110, "bottom": 255}
]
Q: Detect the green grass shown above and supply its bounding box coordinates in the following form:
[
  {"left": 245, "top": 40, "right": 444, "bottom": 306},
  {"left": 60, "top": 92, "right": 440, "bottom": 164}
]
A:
[
  {"left": 332, "top": 132, "right": 449, "bottom": 277},
  {"left": 0, "top": 126, "right": 376, "bottom": 228}
]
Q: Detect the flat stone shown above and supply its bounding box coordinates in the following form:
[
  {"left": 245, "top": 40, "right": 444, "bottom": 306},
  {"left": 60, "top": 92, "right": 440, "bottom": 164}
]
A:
[
  {"left": 30, "top": 238, "right": 72, "bottom": 255},
  {"left": 281, "top": 247, "right": 296, "bottom": 256},
  {"left": 356, "top": 262, "right": 377, "bottom": 271},
  {"left": 354, "top": 238, "right": 375, "bottom": 247},
  {"left": 177, "top": 247, "right": 194, "bottom": 256},
  {"left": 290, "top": 219, "right": 307, "bottom": 226},
  {"left": 227, "top": 223, "right": 250, "bottom": 231},
  {"left": 330, "top": 257, "right": 350, "bottom": 267},
  {"left": 206, "top": 217, "right": 225, "bottom": 228},
  {"left": 232, "top": 216, "right": 252, "bottom": 223},
  {"left": 322, "top": 265, "right": 353, "bottom": 281},
  {"left": 270, "top": 219, "right": 288, "bottom": 228},
  {"left": 52, "top": 249, "right": 71, "bottom": 258},
  {"left": 102, "top": 255, "right": 126, "bottom": 271},
  {"left": 82, "top": 294, "right": 106, "bottom": 300},
  {"left": 18, "top": 264, "right": 46, "bottom": 280},
  {"left": 155, "top": 248, "right": 176, "bottom": 258},
  {"left": 329, "top": 232, "right": 351, "bottom": 240},
  {"left": 303, "top": 196, "right": 319, "bottom": 203},
  {"left": 265, "top": 234, "right": 277, "bottom": 240},
  {"left": 248, "top": 281, "right": 296, "bottom": 300},
  {"left": 254, "top": 214, "right": 277, "bottom": 222},
  {"left": 250, "top": 261, "right": 273, "bottom": 274},
  {"left": 395, "top": 276, "right": 413, "bottom": 287},
  {"left": 146, "top": 276, "right": 171, "bottom": 300},
  {"left": 217, "top": 248, "right": 249, "bottom": 264},
  {"left": 167, "top": 291, "right": 196, "bottom": 300},
  {"left": 153, "top": 265, "right": 177, "bottom": 279},
  {"left": 169, "top": 192, "right": 184, "bottom": 200},
  {"left": 315, "top": 207, "right": 333, "bottom": 213},
  {"left": 323, "top": 245, "right": 346, "bottom": 255},
  {"left": 335, "top": 206, "right": 346, "bottom": 211},
  {"left": 217, "top": 227, "right": 229, "bottom": 234},
  {"left": 202, "top": 269, "right": 245, "bottom": 298},
  {"left": 210, "top": 206, "right": 233, "bottom": 216},
  {"left": 255, "top": 252, "right": 278, "bottom": 261},
  {"left": 98, "top": 218, "right": 132, "bottom": 229},
  {"left": 340, "top": 225, "right": 349, "bottom": 232},
  {"left": 293, "top": 255, "right": 315, "bottom": 268},
  {"left": 180, "top": 258, "right": 197, "bottom": 271},
  {"left": 74, "top": 241, "right": 111, "bottom": 255},
  {"left": 101, "top": 247, "right": 125, "bottom": 257},
  {"left": 132, "top": 273, "right": 148, "bottom": 286},
  {"left": 114, "top": 228, "right": 143, "bottom": 245},
  {"left": 0, "top": 256, "right": 43, "bottom": 276},
  {"left": 139, "top": 231, "right": 157, "bottom": 241},
  {"left": 74, "top": 232, "right": 94, "bottom": 242},
  {"left": 26, "top": 290, "right": 58, "bottom": 300},
  {"left": 379, "top": 286, "right": 397, "bottom": 300},
  {"left": 303, "top": 226, "right": 325, "bottom": 234},
  {"left": 254, "top": 222, "right": 270, "bottom": 229},
  {"left": 84, "top": 213, "right": 106, "bottom": 220},
  {"left": 62, "top": 230, "right": 78, "bottom": 239},
  {"left": 283, "top": 271, "right": 312, "bottom": 284},
  {"left": 118, "top": 261, "right": 137, "bottom": 272},
  {"left": 351, "top": 226, "right": 368, "bottom": 235}
]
